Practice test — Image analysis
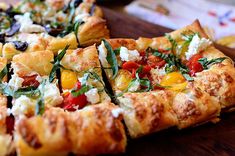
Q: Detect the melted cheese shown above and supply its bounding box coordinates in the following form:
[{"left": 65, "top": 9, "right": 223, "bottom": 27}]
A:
[{"left": 85, "top": 88, "right": 100, "bottom": 104}]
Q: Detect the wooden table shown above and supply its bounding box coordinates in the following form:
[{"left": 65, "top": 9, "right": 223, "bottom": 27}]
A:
[{"left": 102, "top": 8, "right": 235, "bottom": 156}]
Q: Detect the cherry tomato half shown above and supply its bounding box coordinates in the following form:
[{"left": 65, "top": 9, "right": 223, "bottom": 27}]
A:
[
  {"left": 187, "top": 54, "right": 204, "bottom": 76},
  {"left": 22, "top": 75, "right": 40, "bottom": 88}
]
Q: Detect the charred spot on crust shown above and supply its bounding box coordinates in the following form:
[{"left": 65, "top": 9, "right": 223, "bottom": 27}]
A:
[{"left": 12, "top": 41, "right": 28, "bottom": 51}]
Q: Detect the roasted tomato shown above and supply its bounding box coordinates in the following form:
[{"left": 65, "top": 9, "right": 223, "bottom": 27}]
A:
[
  {"left": 22, "top": 75, "right": 40, "bottom": 88},
  {"left": 187, "top": 54, "right": 203, "bottom": 76},
  {"left": 147, "top": 54, "right": 166, "bottom": 68},
  {"left": 62, "top": 81, "right": 88, "bottom": 111},
  {"left": 6, "top": 115, "right": 14, "bottom": 134}
]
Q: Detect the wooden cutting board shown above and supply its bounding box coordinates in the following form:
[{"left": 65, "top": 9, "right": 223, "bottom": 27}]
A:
[{"left": 102, "top": 7, "right": 235, "bottom": 156}]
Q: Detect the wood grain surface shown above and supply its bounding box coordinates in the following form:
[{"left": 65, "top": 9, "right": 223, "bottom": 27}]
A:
[{"left": 102, "top": 7, "right": 235, "bottom": 156}]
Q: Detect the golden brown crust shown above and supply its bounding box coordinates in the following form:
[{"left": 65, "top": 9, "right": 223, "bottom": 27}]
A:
[
  {"left": 12, "top": 50, "right": 54, "bottom": 76},
  {"left": 118, "top": 91, "right": 178, "bottom": 138},
  {"left": 14, "top": 102, "right": 126, "bottom": 155},
  {"left": 172, "top": 83, "right": 221, "bottom": 129},
  {"left": 60, "top": 45, "right": 100, "bottom": 72},
  {"left": 79, "top": 16, "right": 110, "bottom": 47}
]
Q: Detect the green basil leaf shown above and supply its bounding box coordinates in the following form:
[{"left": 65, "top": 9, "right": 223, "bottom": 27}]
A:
[
  {"left": 14, "top": 86, "right": 40, "bottom": 98},
  {"left": 49, "top": 45, "right": 70, "bottom": 82},
  {"left": 102, "top": 39, "right": 118, "bottom": 79},
  {"left": 114, "top": 48, "right": 120, "bottom": 55},
  {"left": 0, "top": 66, "right": 7, "bottom": 82},
  {"left": 198, "top": 57, "right": 227, "bottom": 70},
  {"left": 139, "top": 78, "right": 152, "bottom": 92},
  {"left": 165, "top": 34, "right": 177, "bottom": 53},
  {"left": 71, "top": 85, "right": 92, "bottom": 97},
  {"left": 35, "top": 79, "right": 46, "bottom": 115}
]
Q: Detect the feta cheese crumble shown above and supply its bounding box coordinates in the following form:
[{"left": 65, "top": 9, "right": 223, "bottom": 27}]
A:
[
  {"left": 185, "top": 34, "right": 212, "bottom": 60},
  {"left": 85, "top": 88, "right": 100, "bottom": 104},
  {"left": 119, "top": 46, "right": 141, "bottom": 62},
  {"left": 8, "top": 74, "right": 24, "bottom": 91},
  {"left": 98, "top": 42, "right": 109, "bottom": 67},
  {"left": 14, "top": 12, "right": 45, "bottom": 33}
]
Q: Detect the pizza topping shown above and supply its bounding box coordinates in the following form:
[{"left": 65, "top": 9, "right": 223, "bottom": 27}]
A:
[
  {"left": 114, "top": 69, "right": 132, "bottom": 91},
  {"left": 185, "top": 34, "right": 212, "bottom": 60},
  {"left": 12, "top": 41, "right": 28, "bottom": 51},
  {"left": 14, "top": 12, "right": 45, "bottom": 33},
  {"left": 160, "top": 72, "right": 187, "bottom": 91},
  {"left": 152, "top": 49, "right": 193, "bottom": 81},
  {"left": 8, "top": 73, "right": 24, "bottom": 91},
  {"left": 5, "top": 22, "right": 21, "bottom": 37},
  {"left": 63, "top": 81, "right": 88, "bottom": 111},
  {"left": 49, "top": 45, "right": 69, "bottom": 83},
  {"left": 198, "top": 57, "right": 227, "bottom": 70},
  {"left": 22, "top": 75, "right": 40, "bottom": 88},
  {"left": 187, "top": 54, "right": 204, "bottom": 76},
  {"left": 111, "top": 108, "right": 124, "bottom": 118},
  {"left": 84, "top": 88, "right": 100, "bottom": 104},
  {"left": 61, "top": 70, "right": 77, "bottom": 90},
  {"left": 102, "top": 39, "right": 119, "bottom": 79},
  {"left": 119, "top": 46, "right": 141, "bottom": 62}
]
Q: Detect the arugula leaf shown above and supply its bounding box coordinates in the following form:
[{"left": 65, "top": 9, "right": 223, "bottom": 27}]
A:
[
  {"left": 102, "top": 39, "right": 118, "bottom": 79},
  {"left": 0, "top": 66, "right": 7, "bottom": 82},
  {"left": 74, "top": 20, "right": 84, "bottom": 46},
  {"left": 49, "top": 45, "right": 70, "bottom": 82},
  {"left": 71, "top": 85, "right": 92, "bottom": 97},
  {"left": 198, "top": 57, "right": 227, "bottom": 70}
]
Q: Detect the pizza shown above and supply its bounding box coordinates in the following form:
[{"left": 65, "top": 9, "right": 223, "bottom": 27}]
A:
[
  {"left": 98, "top": 20, "right": 235, "bottom": 138},
  {"left": 0, "top": 0, "right": 234, "bottom": 155}
]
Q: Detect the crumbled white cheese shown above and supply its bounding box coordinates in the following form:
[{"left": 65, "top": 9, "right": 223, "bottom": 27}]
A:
[
  {"left": 111, "top": 108, "right": 124, "bottom": 118},
  {"left": 98, "top": 42, "right": 109, "bottom": 67},
  {"left": 40, "top": 81, "right": 63, "bottom": 106},
  {"left": 74, "top": 13, "right": 90, "bottom": 22},
  {"left": 14, "top": 12, "right": 45, "bottom": 33},
  {"left": 8, "top": 74, "right": 24, "bottom": 91},
  {"left": 85, "top": 88, "right": 100, "bottom": 104},
  {"left": 128, "top": 80, "right": 140, "bottom": 92},
  {"left": 150, "top": 65, "right": 166, "bottom": 77},
  {"left": 119, "top": 46, "right": 141, "bottom": 62},
  {"left": 185, "top": 34, "right": 212, "bottom": 60},
  {"left": 9, "top": 95, "right": 36, "bottom": 117}
]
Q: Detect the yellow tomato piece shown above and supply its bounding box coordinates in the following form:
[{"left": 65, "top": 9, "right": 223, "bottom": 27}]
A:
[
  {"left": 61, "top": 70, "right": 77, "bottom": 89},
  {"left": 114, "top": 69, "right": 132, "bottom": 91},
  {"left": 160, "top": 72, "right": 186, "bottom": 86},
  {"left": 169, "top": 82, "right": 188, "bottom": 92}
]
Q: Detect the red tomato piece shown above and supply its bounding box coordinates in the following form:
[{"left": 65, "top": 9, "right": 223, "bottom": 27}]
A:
[
  {"left": 63, "top": 92, "right": 88, "bottom": 111},
  {"left": 22, "top": 75, "right": 40, "bottom": 88},
  {"left": 187, "top": 54, "right": 204, "bottom": 76},
  {"left": 122, "top": 61, "right": 140, "bottom": 71}
]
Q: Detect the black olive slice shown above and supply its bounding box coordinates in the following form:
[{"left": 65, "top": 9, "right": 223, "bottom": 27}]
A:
[
  {"left": 6, "top": 22, "right": 20, "bottom": 37},
  {"left": 12, "top": 41, "right": 28, "bottom": 51}
]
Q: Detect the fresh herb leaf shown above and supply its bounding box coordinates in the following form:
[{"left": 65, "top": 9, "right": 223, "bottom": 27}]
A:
[
  {"left": 14, "top": 86, "right": 40, "bottom": 98},
  {"left": 102, "top": 39, "right": 118, "bottom": 79},
  {"left": 49, "top": 45, "right": 70, "bottom": 82},
  {"left": 35, "top": 79, "right": 46, "bottom": 115},
  {"left": 165, "top": 34, "right": 177, "bottom": 54},
  {"left": 71, "top": 85, "right": 92, "bottom": 97},
  {"left": 198, "top": 57, "right": 227, "bottom": 70},
  {"left": 0, "top": 66, "right": 7, "bottom": 82},
  {"left": 0, "top": 83, "right": 14, "bottom": 97},
  {"left": 114, "top": 48, "right": 120, "bottom": 55},
  {"left": 152, "top": 48, "right": 194, "bottom": 81},
  {"left": 73, "top": 20, "right": 84, "bottom": 46}
]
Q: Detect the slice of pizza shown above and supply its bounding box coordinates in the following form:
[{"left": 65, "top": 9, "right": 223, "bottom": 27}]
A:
[
  {"left": 0, "top": 0, "right": 109, "bottom": 61},
  {"left": 6, "top": 50, "right": 63, "bottom": 119},
  {"left": 59, "top": 45, "right": 111, "bottom": 111},
  {"left": 14, "top": 102, "right": 126, "bottom": 155},
  {"left": 98, "top": 20, "right": 234, "bottom": 137}
]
